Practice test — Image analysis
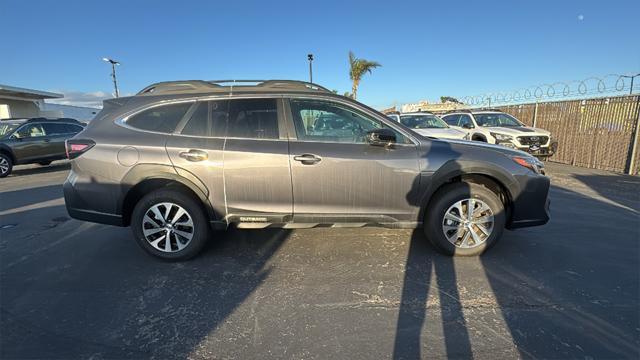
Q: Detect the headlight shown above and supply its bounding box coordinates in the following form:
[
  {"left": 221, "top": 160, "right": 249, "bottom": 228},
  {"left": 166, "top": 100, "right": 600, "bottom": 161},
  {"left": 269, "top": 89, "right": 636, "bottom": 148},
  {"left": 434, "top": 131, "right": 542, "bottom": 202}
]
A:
[
  {"left": 490, "top": 132, "right": 513, "bottom": 142},
  {"left": 512, "top": 156, "right": 543, "bottom": 174}
]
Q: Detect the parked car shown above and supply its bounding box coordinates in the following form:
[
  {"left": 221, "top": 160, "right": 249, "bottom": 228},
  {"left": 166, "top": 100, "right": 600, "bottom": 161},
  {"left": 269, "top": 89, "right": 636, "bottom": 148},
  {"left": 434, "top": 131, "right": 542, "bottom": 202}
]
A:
[
  {"left": 0, "top": 117, "right": 85, "bottom": 177},
  {"left": 63, "top": 80, "right": 550, "bottom": 260},
  {"left": 387, "top": 112, "right": 468, "bottom": 140},
  {"left": 441, "top": 109, "right": 558, "bottom": 159}
]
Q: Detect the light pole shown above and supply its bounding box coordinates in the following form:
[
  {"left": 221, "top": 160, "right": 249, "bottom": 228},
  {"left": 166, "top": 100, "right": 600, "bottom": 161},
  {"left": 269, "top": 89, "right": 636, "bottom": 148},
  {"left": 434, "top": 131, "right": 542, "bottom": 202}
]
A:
[
  {"left": 621, "top": 73, "right": 640, "bottom": 95},
  {"left": 307, "top": 54, "right": 314, "bottom": 83},
  {"left": 102, "top": 57, "right": 120, "bottom": 97}
]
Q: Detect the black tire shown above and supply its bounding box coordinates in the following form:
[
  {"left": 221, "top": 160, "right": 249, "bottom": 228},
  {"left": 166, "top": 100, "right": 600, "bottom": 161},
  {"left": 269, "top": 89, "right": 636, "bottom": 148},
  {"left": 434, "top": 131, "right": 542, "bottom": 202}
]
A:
[
  {"left": 131, "top": 189, "right": 210, "bottom": 261},
  {"left": 0, "top": 153, "right": 12, "bottom": 178},
  {"left": 424, "top": 182, "right": 505, "bottom": 256},
  {"left": 38, "top": 161, "right": 52, "bottom": 166}
]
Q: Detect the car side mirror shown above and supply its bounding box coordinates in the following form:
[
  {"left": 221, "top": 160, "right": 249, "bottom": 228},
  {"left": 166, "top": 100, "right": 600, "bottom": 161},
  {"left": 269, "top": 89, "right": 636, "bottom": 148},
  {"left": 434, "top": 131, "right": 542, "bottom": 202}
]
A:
[
  {"left": 462, "top": 123, "right": 473, "bottom": 129},
  {"left": 367, "top": 128, "right": 396, "bottom": 146}
]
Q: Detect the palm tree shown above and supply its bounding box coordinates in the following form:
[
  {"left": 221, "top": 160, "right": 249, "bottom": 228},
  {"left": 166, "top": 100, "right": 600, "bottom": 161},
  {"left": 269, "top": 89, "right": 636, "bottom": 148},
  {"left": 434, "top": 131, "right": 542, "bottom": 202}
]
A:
[{"left": 348, "top": 51, "right": 381, "bottom": 100}]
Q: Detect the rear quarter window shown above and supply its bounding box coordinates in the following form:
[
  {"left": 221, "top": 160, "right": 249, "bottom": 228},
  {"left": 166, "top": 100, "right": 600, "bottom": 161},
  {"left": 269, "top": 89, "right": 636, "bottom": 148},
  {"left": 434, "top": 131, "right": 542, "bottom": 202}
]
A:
[{"left": 127, "top": 103, "right": 192, "bottom": 133}]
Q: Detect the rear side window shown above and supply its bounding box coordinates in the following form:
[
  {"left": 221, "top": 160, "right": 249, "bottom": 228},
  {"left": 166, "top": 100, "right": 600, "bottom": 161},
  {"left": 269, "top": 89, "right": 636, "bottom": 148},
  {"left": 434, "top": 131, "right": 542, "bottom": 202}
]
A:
[
  {"left": 181, "top": 101, "right": 229, "bottom": 137},
  {"left": 42, "top": 123, "right": 83, "bottom": 135},
  {"left": 227, "top": 99, "right": 278, "bottom": 139},
  {"left": 127, "top": 103, "right": 192, "bottom": 133}
]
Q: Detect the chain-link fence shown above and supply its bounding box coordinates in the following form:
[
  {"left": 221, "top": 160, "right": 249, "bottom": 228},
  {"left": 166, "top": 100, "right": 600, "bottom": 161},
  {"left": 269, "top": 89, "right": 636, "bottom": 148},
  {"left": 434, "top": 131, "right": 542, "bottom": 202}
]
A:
[{"left": 489, "top": 95, "right": 640, "bottom": 174}]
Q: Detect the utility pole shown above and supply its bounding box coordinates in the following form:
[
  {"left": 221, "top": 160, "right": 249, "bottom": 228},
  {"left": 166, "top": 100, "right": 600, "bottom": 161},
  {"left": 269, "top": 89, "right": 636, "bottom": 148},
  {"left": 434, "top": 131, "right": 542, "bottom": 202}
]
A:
[
  {"left": 102, "top": 57, "right": 120, "bottom": 97},
  {"left": 307, "top": 54, "right": 314, "bottom": 83},
  {"left": 621, "top": 73, "right": 640, "bottom": 95}
]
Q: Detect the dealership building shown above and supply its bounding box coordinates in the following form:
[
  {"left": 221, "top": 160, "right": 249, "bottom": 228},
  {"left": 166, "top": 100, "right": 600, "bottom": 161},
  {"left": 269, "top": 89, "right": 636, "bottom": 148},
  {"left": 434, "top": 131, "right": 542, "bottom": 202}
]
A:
[{"left": 0, "top": 84, "right": 99, "bottom": 121}]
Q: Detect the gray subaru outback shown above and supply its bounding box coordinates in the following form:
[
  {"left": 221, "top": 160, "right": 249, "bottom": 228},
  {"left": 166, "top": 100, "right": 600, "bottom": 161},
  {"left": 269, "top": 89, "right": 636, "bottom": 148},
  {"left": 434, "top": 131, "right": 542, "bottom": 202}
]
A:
[{"left": 64, "top": 80, "right": 549, "bottom": 260}]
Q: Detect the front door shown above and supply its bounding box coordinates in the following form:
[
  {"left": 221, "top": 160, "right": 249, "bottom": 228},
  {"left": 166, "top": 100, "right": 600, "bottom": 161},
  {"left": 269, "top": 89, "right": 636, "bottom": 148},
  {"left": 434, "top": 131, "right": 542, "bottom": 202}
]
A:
[
  {"left": 10, "top": 123, "right": 50, "bottom": 163},
  {"left": 286, "top": 98, "right": 421, "bottom": 224}
]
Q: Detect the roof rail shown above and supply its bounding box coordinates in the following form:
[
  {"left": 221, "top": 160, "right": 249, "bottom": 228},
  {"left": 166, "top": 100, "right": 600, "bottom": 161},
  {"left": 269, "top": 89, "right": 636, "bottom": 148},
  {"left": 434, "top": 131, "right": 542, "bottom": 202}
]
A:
[
  {"left": 26, "top": 117, "right": 82, "bottom": 124},
  {"left": 138, "top": 79, "right": 331, "bottom": 95},
  {"left": 137, "top": 80, "right": 220, "bottom": 95}
]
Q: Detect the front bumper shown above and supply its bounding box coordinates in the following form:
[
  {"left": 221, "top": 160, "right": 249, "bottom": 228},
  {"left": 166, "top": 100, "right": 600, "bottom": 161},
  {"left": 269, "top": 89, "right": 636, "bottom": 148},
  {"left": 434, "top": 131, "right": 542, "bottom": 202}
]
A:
[{"left": 506, "top": 173, "right": 550, "bottom": 229}]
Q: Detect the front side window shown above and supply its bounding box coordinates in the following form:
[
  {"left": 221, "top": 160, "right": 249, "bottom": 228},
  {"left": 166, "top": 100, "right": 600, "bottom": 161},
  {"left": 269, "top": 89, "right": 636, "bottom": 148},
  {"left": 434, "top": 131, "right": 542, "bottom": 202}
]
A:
[
  {"left": 14, "top": 124, "right": 46, "bottom": 138},
  {"left": 290, "top": 99, "right": 408, "bottom": 144},
  {"left": 458, "top": 115, "right": 474, "bottom": 127},
  {"left": 474, "top": 113, "right": 522, "bottom": 127},
  {"left": 127, "top": 102, "right": 192, "bottom": 133},
  {"left": 399, "top": 115, "right": 449, "bottom": 129},
  {"left": 226, "top": 99, "right": 279, "bottom": 139},
  {"left": 442, "top": 114, "right": 461, "bottom": 126}
]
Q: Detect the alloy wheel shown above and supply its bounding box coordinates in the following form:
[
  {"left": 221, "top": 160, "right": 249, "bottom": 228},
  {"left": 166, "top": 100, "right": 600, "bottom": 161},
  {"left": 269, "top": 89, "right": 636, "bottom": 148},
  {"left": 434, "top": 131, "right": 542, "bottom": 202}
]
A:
[
  {"left": 142, "top": 202, "right": 194, "bottom": 252},
  {"left": 0, "top": 157, "right": 9, "bottom": 175},
  {"left": 442, "top": 198, "right": 494, "bottom": 248}
]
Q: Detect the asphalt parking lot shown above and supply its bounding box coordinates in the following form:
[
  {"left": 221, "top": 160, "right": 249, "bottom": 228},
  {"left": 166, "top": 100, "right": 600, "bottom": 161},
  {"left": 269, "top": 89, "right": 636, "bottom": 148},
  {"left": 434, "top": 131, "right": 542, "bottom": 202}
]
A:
[{"left": 0, "top": 161, "right": 638, "bottom": 359}]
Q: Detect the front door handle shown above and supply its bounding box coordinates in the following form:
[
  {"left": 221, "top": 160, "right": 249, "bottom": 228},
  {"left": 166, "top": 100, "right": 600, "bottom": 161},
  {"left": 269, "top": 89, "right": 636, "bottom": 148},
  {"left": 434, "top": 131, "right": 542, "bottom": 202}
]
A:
[
  {"left": 179, "top": 149, "right": 208, "bottom": 162},
  {"left": 293, "top": 153, "right": 321, "bottom": 165}
]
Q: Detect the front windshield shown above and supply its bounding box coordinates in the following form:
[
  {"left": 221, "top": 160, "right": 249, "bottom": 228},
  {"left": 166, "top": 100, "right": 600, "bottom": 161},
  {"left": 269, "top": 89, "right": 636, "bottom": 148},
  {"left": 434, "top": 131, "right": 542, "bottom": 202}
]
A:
[
  {"left": 474, "top": 113, "right": 523, "bottom": 127},
  {"left": 0, "top": 123, "right": 19, "bottom": 137},
  {"left": 399, "top": 115, "right": 449, "bottom": 129}
]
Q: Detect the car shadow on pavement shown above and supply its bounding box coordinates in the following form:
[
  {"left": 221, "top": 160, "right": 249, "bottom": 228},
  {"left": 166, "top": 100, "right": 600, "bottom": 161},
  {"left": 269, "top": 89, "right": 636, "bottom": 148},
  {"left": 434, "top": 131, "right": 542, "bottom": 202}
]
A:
[
  {"left": 8, "top": 162, "right": 70, "bottom": 177},
  {"left": 0, "top": 196, "right": 291, "bottom": 359},
  {"left": 0, "top": 184, "right": 63, "bottom": 214}
]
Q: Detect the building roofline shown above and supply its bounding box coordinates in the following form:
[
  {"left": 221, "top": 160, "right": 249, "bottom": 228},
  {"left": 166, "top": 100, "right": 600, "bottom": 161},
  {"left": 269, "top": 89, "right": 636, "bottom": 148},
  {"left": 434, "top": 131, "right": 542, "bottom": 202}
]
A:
[{"left": 0, "top": 84, "right": 63, "bottom": 99}]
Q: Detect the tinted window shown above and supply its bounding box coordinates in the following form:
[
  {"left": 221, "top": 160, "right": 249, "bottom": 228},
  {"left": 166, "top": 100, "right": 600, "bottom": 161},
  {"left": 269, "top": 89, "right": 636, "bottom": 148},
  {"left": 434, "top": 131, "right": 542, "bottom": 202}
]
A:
[
  {"left": 442, "top": 114, "right": 460, "bottom": 126},
  {"left": 227, "top": 99, "right": 278, "bottom": 139},
  {"left": 181, "top": 102, "right": 210, "bottom": 136},
  {"left": 42, "top": 123, "right": 83, "bottom": 135},
  {"left": 127, "top": 103, "right": 192, "bottom": 133},
  {"left": 459, "top": 115, "right": 474, "bottom": 127},
  {"left": 290, "top": 99, "right": 408, "bottom": 144}
]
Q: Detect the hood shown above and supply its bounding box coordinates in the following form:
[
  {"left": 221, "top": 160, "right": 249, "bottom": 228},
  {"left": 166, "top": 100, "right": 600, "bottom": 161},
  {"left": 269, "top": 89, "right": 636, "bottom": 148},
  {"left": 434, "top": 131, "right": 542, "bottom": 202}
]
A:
[
  {"left": 482, "top": 126, "right": 550, "bottom": 136},
  {"left": 412, "top": 128, "right": 466, "bottom": 139}
]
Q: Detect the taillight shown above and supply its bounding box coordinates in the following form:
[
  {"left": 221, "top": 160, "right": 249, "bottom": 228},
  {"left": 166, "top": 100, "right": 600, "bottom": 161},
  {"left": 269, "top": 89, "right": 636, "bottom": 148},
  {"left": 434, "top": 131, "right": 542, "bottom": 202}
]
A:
[{"left": 66, "top": 139, "right": 95, "bottom": 159}]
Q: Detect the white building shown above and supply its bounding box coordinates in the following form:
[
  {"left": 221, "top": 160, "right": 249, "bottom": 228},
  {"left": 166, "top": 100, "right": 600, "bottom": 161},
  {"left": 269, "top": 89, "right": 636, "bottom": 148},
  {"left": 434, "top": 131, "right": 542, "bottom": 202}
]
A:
[
  {"left": 0, "top": 84, "right": 63, "bottom": 119},
  {"left": 0, "top": 84, "right": 100, "bottom": 121}
]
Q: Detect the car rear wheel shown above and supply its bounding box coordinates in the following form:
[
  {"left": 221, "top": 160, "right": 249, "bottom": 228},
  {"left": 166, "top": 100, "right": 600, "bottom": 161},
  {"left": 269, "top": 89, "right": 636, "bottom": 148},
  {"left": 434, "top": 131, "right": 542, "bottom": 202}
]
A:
[
  {"left": 424, "top": 182, "right": 505, "bottom": 256},
  {"left": 131, "top": 189, "right": 210, "bottom": 261},
  {"left": 0, "top": 154, "right": 12, "bottom": 178}
]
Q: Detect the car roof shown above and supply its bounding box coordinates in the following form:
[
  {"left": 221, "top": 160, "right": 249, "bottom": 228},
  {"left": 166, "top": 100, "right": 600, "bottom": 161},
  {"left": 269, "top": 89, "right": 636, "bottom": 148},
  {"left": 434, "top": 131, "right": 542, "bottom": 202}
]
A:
[{"left": 400, "top": 112, "right": 437, "bottom": 116}]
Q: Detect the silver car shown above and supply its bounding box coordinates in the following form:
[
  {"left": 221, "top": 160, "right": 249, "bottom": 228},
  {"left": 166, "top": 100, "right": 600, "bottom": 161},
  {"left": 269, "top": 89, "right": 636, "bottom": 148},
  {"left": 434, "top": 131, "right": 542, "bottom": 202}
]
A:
[{"left": 64, "top": 80, "right": 550, "bottom": 260}]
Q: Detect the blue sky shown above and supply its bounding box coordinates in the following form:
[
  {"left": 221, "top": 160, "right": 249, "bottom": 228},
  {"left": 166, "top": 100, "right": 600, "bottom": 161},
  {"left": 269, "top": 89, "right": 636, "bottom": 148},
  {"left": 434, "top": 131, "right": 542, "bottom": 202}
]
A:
[{"left": 2, "top": 0, "right": 639, "bottom": 108}]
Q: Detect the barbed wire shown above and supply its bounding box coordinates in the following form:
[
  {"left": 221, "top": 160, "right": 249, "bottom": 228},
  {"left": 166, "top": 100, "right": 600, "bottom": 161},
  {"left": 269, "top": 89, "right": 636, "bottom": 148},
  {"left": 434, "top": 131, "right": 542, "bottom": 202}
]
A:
[{"left": 455, "top": 73, "right": 639, "bottom": 106}]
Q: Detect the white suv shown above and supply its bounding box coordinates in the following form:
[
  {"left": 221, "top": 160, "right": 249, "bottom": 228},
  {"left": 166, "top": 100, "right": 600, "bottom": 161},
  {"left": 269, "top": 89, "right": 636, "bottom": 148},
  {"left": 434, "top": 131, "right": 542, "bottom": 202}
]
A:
[
  {"left": 441, "top": 110, "right": 557, "bottom": 159},
  {"left": 387, "top": 112, "right": 468, "bottom": 140}
]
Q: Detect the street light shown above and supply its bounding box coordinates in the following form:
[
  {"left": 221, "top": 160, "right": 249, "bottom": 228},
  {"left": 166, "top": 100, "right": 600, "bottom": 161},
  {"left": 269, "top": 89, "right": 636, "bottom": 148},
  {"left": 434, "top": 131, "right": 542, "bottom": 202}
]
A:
[
  {"left": 307, "top": 54, "right": 314, "bottom": 83},
  {"left": 620, "top": 73, "right": 640, "bottom": 95},
  {"left": 102, "top": 57, "right": 120, "bottom": 98}
]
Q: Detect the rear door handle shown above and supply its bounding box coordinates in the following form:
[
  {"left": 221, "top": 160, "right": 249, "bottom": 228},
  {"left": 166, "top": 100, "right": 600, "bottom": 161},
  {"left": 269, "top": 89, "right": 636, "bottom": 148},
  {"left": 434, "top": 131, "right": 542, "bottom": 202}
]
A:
[
  {"left": 179, "top": 149, "right": 208, "bottom": 162},
  {"left": 293, "top": 154, "right": 321, "bottom": 165}
]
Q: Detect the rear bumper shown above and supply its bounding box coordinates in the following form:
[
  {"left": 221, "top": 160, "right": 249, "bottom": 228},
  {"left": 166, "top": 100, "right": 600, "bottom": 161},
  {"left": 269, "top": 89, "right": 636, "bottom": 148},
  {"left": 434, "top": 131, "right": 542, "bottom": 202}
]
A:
[
  {"left": 64, "top": 178, "right": 124, "bottom": 226},
  {"left": 506, "top": 174, "right": 550, "bottom": 229}
]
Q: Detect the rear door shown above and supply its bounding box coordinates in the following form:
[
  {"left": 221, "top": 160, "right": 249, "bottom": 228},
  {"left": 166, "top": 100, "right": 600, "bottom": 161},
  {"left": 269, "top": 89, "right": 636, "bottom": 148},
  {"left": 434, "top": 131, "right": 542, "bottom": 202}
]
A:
[
  {"left": 285, "top": 98, "right": 421, "bottom": 224},
  {"left": 221, "top": 98, "right": 292, "bottom": 223},
  {"left": 166, "top": 100, "right": 228, "bottom": 220},
  {"left": 41, "top": 123, "right": 84, "bottom": 159}
]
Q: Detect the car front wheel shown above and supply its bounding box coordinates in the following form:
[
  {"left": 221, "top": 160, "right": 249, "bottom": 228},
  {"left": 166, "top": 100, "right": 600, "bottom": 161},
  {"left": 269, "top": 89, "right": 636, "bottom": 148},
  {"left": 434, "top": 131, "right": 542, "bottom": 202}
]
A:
[
  {"left": 0, "top": 154, "right": 12, "bottom": 178},
  {"left": 131, "top": 189, "right": 210, "bottom": 261},
  {"left": 425, "top": 182, "right": 505, "bottom": 256}
]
